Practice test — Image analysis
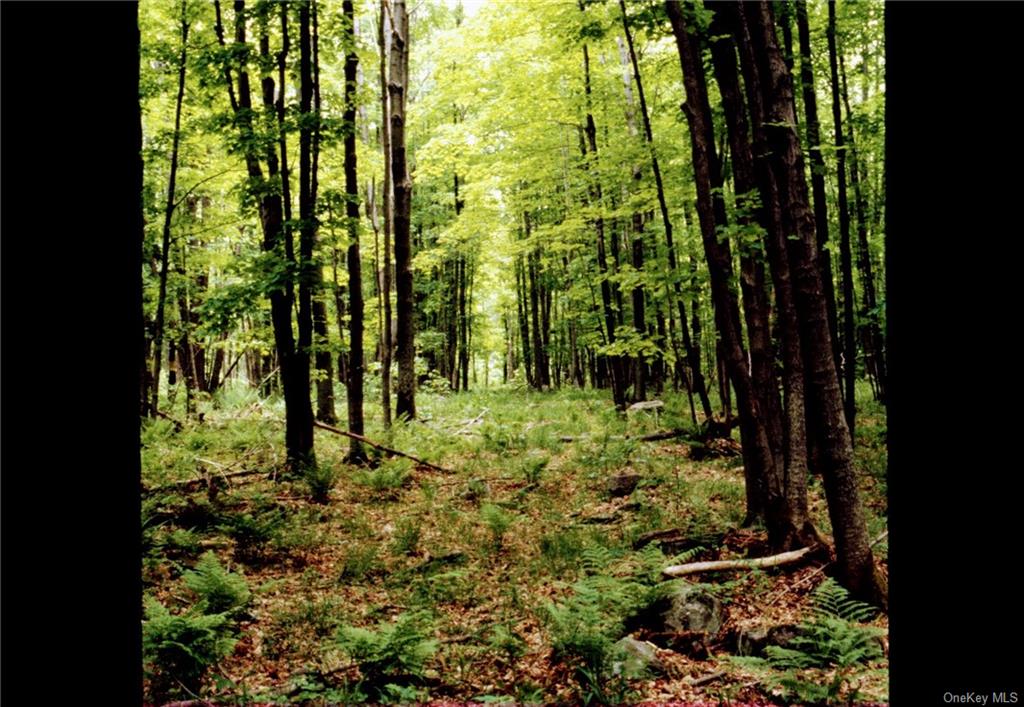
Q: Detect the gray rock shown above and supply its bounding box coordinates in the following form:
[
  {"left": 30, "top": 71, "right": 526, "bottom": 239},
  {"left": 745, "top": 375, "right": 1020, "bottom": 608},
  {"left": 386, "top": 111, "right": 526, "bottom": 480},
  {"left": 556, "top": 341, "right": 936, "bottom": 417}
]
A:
[
  {"left": 610, "top": 637, "right": 664, "bottom": 678},
  {"left": 734, "top": 625, "right": 770, "bottom": 656},
  {"left": 606, "top": 472, "right": 641, "bottom": 497},
  {"left": 733, "top": 623, "right": 800, "bottom": 657},
  {"left": 660, "top": 581, "right": 724, "bottom": 635}
]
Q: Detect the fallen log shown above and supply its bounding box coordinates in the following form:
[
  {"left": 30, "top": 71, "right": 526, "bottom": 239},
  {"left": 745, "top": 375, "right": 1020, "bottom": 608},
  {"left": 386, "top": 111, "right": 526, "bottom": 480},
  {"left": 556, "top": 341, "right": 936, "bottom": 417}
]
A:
[
  {"left": 662, "top": 545, "right": 815, "bottom": 578},
  {"left": 313, "top": 421, "right": 452, "bottom": 473}
]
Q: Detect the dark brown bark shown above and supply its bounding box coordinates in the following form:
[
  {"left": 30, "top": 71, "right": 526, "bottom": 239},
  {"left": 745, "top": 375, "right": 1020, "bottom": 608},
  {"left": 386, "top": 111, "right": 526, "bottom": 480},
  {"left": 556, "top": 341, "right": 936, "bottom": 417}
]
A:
[
  {"left": 827, "top": 0, "right": 857, "bottom": 431},
  {"left": 292, "top": 0, "right": 317, "bottom": 466},
  {"left": 709, "top": 1, "right": 817, "bottom": 551},
  {"left": 214, "top": 0, "right": 314, "bottom": 466},
  {"left": 378, "top": 0, "right": 393, "bottom": 426},
  {"left": 795, "top": 0, "right": 840, "bottom": 377},
  {"left": 665, "top": 0, "right": 774, "bottom": 525},
  {"left": 389, "top": 0, "right": 416, "bottom": 420},
  {"left": 310, "top": 1, "right": 336, "bottom": 426},
  {"left": 735, "top": 0, "right": 883, "bottom": 606},
  {"left": 341, "top": 0, "right": 366, "bottom": 461},
  {"left": 149, "top": 2, "right": 189, "bottom": 417},
  {"left": 516, "top": 256, "right": 534, "bottom": 386}
]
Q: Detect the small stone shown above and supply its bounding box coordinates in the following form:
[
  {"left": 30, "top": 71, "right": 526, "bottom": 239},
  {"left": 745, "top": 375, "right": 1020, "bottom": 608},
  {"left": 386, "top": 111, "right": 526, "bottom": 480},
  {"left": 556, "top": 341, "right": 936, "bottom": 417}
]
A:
[
  {"left": 606, "top": 472, "right": 641, "bottom": 497},
  {"left": 610, "top": 637, "right": 664, "bottom": 678},
  {"left": 660, "top": 581, "right": 724, "bottom": 635}
]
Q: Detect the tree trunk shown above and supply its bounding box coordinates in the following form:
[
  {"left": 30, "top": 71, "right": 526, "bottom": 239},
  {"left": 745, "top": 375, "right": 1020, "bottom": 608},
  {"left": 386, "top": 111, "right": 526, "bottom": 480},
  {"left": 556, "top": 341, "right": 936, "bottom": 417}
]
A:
[
  {"left": 795, "top": 0, "right": 840, "bottom": 378},
  {"left": 579, "top": 31, "right": 627, "bottom": 411},
  {"left": 310, "top": 1, "right": 336, "bottom": 426},
  {"left": 665, "top": 0, "right": 774, "bottom": 525},
  {"left": 710, "top": 0, "right": 817, "bottom": 551},
  {"left": 839, "top": 46, "right": 887, "bottom": 404},
  {"left": 389, "top": 0, "right": 415, "bottom": 420},
  {"left": 378, "top": 0, "right": 394, "bottom": 426},
  {"left": 827, "top": 0, "right": 857, "bottom": 432},
  {"left": 214, "top": 0, "right": 314, "bottom": 466},
  {"left": 149, "top": 2, "right": 189, "bottom": 417},
  {"left": 339, "top": 0, "right": 366, "bottom": 461},
  {"left": 735, "top": 0, "right": 884, "bottom": 607}
]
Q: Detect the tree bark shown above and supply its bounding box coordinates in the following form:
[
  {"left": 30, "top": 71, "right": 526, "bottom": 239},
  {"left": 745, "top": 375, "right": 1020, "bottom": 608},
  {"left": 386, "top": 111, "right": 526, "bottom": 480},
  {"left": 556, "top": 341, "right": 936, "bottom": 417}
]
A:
[
  {"left": 795, "top": 0, "right": 840, "bottom": 378},
  {"left": 665, "top": 0, "right": 775, "bottom": 525},
  {"left": 579, "top": 30, "right": 627, "bottom": 411},
  {"left": 214, "top": 0, "right": 314, "bottom": 466},
  {"left": 735, "top": 0, "right": 884, "bottom": 607},
  {"left": 710, "top": 1, "right": 818, "bottom": 551},
  {"left": 339, "top": 0, "right": 366, "bottom": 461},
  {"left": 839, "top": 46, "right": 887, "bottom": 403},
  {"left": 827, "top": 0, "right": 857, "bottom": 431},
  {"left": 149, "top": 1, "right": 189, "bottom": 418},
  {"left": 310, "top": 1, "right": 336, "bottom": 426},
  {"left": 378, "top": 0, "right": 394, "bottom": 426},
  {"left": 389, "top": 0, "right": 415, "bottom": 420}
]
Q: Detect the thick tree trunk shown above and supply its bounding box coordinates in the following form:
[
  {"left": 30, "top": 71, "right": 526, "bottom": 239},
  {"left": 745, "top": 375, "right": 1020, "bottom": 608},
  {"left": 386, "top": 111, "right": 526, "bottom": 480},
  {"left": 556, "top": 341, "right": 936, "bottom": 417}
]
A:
[
  {"left": 736, "top": 0, "right": 884, "bottom": 607},
  {"left": 709, "top": 1, "right": 817, "bottom": 551},
  {"left": 796, "top": 0, "right": 840, "bottom": 377},
  {"left": 389, "top": 0, "right": 416, "bottom": 420},
  {"left": 665, "top": 0, "right": 774, "bottom": 525}
]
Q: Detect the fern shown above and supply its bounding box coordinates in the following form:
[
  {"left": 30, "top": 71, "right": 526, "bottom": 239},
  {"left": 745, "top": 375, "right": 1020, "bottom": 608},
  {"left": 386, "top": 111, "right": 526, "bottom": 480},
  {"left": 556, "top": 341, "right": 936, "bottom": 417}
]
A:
[
  {"left": 335, "top": 611, "right": 438, "bottom": 699},
  {"left": 143, "top": 596, "right": 237, "bottom": 699},
  {"left": 738, "top": 578, "right": 885, "bottom": 705},
  {"left": 811, "top": 577, "right": 879, "bottom": 623},
  {"left": 581, "top": 545, "right": 614, "bottom": 575},
  {"left": 182, "top": 551, "right": 251, "bottom": 616}
]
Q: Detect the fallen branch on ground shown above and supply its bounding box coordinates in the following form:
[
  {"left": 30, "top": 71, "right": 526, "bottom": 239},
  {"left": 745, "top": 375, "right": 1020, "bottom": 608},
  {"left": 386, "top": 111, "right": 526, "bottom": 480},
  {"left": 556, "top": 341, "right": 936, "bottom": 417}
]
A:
[
  {"left": 313, "top": 421, "right": 452, "bottom": 473},
  {"left": 153, "top": 409, "right": 184, "bottom": 431},
  {"left": 142, "top": 468, "right": 267, "bottom": 496},
  {"left": 764, "top": 529, "right": 888, "bottom": 607},
  {"left": 453, "top": 408, "right": 489, "bottom": 435},
  {"left": 559, "top": 428, "right": 693, "bottom": 443},
  {"left": 663, "top": 545, "right": 816, "bottom": 578}
]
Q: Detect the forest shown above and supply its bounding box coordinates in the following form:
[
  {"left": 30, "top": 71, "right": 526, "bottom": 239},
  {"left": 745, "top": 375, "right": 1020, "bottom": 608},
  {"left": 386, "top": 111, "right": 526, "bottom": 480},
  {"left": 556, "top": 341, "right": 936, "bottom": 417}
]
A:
[{"left": 139, "top": 0, "right": 888, "bottom": 703}]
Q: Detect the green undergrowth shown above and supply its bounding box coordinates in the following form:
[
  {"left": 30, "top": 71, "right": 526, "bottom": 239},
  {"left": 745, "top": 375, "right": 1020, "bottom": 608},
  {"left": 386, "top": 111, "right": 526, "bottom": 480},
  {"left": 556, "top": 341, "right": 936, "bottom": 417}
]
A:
[{"left": 142, "top": 382, "right": 888, "bottom": 704}]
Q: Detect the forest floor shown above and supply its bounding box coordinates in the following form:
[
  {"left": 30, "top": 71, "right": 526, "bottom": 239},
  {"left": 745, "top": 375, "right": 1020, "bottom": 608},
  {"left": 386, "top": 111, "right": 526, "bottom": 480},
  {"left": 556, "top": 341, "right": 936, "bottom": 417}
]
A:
[{"left": 142, "top": 382, "right": 888, "bottom": 705}]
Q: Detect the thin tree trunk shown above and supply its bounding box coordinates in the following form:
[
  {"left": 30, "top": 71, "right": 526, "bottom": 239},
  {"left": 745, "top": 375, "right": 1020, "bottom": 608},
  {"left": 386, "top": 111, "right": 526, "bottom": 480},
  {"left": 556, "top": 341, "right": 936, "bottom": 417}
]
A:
[
  {"left": 341, "top": 0, "right": 366, "bottom": 461},
  {"left": 389, "top": 0, "right": 415, "bottom": 420},
  {"left": 579, "top": 28, "right": 627, "bottom": 411},
  {"left": 839, "top": 46, "right": 887, "bottom": 403},
  {"left": 310, "top": 1, "right": 336, "bottom": 425},
  {"left": 293, "top": 0, "right": 317, "bottom": 467},
  {"left": 827, "top": 0, "right": 857, "bottom": 432},
  {"left": 149, "top": 2, "right": 189, "bottom": 417},
  {"left": 378, "top": 0, "right": 393, "bottom": 426},
  {"left": 214, "top": 0, "right": 313, "bottom": 465}
]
